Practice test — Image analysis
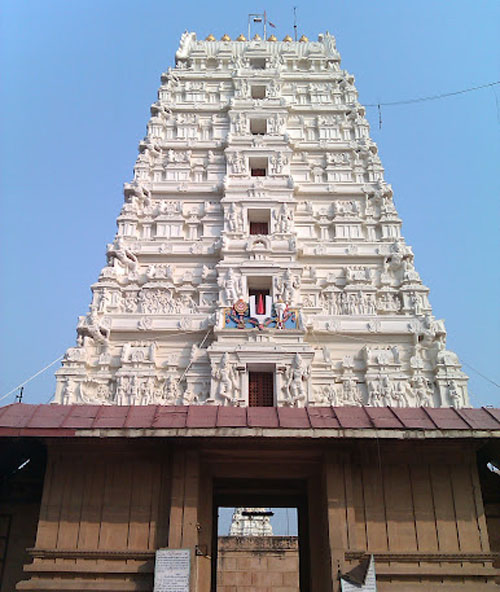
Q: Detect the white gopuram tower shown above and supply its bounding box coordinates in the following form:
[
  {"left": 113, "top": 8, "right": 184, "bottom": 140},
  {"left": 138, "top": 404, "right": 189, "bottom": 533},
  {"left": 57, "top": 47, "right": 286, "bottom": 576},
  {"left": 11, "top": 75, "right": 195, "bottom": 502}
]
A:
[
  {"left": 229, "top": 508, "right": 273, "bottom": 537},
  {"left": 54, "top": 30, "right": 469, "bottom": 409}
]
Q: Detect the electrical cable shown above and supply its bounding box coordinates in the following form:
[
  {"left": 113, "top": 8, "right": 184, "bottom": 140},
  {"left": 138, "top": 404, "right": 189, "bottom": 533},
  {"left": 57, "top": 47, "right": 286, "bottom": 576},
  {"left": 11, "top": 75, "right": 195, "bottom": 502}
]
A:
[
  {"left": 462, "top": 362, "right": 500, "bottom": 389},
  {"left": 364, "top": 80, "right": 500, "bottom": 108},
  {"left": 0, "top": 355, "right": 64, "bottom": 403}
]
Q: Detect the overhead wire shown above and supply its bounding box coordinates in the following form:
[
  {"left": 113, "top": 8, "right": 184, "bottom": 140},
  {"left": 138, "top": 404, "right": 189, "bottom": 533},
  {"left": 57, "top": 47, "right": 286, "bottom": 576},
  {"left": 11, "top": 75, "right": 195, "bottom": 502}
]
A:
[
  {"left": 364, "top": 80, "right": 500, "bottom": 108},
  {"left": 0, "top": 355, "right": 64, "bottom": 403}
]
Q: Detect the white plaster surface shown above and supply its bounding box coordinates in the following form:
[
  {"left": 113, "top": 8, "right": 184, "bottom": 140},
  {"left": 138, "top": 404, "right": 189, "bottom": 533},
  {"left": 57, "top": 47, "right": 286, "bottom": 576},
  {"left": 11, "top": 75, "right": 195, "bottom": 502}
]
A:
[{"left": 54, "top": 32, "right": 469, "bottom": 409}]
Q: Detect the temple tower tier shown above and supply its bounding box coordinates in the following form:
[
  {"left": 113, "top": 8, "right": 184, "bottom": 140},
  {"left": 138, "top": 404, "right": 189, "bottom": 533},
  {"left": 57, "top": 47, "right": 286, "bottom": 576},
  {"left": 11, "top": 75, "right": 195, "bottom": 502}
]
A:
[{"left": 54, "top": 31, "right": 469, "bottom": 409}]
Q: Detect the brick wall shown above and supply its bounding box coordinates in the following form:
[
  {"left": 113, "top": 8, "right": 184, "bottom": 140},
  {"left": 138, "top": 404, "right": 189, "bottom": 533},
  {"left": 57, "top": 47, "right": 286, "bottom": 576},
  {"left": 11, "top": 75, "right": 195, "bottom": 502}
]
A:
[{"left": 217, "top": 536, "right": 299, "bottom": 592}]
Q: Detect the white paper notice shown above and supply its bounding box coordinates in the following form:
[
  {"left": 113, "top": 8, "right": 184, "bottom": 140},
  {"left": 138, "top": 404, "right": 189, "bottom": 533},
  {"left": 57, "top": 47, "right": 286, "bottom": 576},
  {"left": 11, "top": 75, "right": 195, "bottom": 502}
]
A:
[{"left": 154, "top": 549, "right": 191, "bottom": 592}]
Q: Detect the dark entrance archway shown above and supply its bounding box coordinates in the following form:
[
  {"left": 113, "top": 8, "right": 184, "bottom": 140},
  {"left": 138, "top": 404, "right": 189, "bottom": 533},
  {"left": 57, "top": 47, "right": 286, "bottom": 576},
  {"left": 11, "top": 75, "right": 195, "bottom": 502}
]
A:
[{"left": 212, "top": 478, "right": 311, "bottom": 591}]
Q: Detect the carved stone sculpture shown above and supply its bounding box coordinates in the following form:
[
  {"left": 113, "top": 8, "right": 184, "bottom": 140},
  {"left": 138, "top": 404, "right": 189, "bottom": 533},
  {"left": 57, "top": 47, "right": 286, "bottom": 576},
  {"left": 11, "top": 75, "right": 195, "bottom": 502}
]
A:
[{"left": 282, "top": 354, "right": 310, "bottom": 407}]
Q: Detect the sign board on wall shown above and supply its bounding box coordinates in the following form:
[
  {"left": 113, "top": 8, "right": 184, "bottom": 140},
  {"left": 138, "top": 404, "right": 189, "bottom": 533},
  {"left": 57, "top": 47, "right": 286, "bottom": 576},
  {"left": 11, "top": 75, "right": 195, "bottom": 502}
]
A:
[{"left": 153, "top": 548, "right": 191, "bottom": 592}]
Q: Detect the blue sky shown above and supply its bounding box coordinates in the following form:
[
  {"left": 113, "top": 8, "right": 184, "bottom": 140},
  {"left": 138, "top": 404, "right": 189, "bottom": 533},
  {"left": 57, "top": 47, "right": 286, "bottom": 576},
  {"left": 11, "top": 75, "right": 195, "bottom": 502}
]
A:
[{"left": 1, "top": 0, "right": 499, "bottom": 407}]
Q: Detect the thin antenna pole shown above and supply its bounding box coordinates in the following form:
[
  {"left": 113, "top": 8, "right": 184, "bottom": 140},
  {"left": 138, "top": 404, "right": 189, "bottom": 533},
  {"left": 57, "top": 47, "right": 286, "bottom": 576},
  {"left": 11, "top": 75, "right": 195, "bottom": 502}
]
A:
[
  {"left": 248, "top": 15, "right": 251, "bottom": 40},
  {"left": 293, "top": 7, "right": 298, "bottom": 41},
  {"left": 264, "top": 10, "right": 267, "bottom": 39},
  {"left": 16, "top": 387, "right": 24, "bottom": 403}
]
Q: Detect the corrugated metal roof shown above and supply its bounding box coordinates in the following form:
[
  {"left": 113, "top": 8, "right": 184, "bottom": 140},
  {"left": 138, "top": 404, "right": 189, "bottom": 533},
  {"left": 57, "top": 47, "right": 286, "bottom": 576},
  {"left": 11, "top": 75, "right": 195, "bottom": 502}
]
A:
[{"left": 0, "top": 403, "right": 499, "bottom": 437}]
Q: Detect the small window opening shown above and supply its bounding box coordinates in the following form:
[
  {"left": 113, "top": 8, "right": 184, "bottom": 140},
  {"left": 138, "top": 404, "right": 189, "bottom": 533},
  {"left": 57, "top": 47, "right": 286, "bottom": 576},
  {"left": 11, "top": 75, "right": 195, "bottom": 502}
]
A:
[
  {"left": 248, "top": 371, "right": 274, "bottom": 406},
  {"left": 250, "top": 58, "right": 266, "bottom": 69},
  {"left": 248, "top": 209, "right": 270, "bottom": 235},
  {"left": 249, "top": 157, "right": 267, "bottom": 177},
  {"left": 251, "top": 85, "right": 266, "bottom": 99},
  {"left": 247, "top": 276, "right": 272, "bottom": 294},
  {"left": 250, "top": 118, "right": 267, "bottom": 135},
  {"left": 250, "top": 222, "right": 268, "bottom": 234}
]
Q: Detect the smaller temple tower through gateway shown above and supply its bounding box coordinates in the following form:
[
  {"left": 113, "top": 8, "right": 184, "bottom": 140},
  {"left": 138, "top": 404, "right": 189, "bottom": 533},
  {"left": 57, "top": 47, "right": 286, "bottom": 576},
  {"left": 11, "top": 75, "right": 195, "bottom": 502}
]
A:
[{"left": 229, "top": 508, "right": 274, "bottom": 536}]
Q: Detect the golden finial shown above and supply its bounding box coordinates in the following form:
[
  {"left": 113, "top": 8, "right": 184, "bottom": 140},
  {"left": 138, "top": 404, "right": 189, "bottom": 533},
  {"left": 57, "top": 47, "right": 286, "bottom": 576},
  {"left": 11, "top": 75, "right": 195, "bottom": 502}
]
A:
[
  {"left": 283, "top": 35, "right": 293, "bottom": 42},
  {"left": 221, "top": 34, "right": 231, "bottom": 41},
  {"left": 205, "top": 34, "right": 215, "bottom": 41},
  {"left": 252, "top": 33, "right": 261, "bottom": 41},
  {"left": 299, "top": 34, "right": 309, "bottom": 42},
  {"left": 236, "top": 34, "right": 246, "bottom": 41},
  {"left": 267, "top": 34, "right": 277, "bottom": 42}
]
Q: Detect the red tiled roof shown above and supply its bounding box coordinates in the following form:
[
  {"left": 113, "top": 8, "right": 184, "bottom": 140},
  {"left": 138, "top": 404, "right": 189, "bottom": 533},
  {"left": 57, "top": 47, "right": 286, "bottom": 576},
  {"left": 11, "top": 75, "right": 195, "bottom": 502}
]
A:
[{"left": 0, "top": 403, "right": 499, "bottom": 438}]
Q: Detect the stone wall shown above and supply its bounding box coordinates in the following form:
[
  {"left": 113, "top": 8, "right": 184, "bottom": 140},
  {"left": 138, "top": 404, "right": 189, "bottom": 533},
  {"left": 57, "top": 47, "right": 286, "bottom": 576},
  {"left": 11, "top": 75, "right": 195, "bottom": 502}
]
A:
[{"left": 217, "top": 536, "right": 299, "bottom": 592}]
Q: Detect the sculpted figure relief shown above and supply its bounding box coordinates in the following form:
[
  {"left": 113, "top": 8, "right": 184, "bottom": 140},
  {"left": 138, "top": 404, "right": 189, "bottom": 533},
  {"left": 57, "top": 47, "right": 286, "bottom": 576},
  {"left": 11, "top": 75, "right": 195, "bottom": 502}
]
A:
[
  {"left": 267, "top": 79, "right": 281, "bottom": 98},
  {"left": 234, "top": 78, "right": 249, "bottom": 98},
  {"left": 146, "top": 263, "right": 174, "bottom": 281},
  {"left": 61, "top": 380, "right": 78, "bottom": 404},
  {"left": 79, "top": 380, "right": 114, "bottom": 405},
  {"left": 412, "top": 375, "right": 434, "bottom": 406},
  {"left": 403, "top": 258, "right": 421, "bottom": 284},
  {"left": 226, "top": 202, "right": 244, "bottom": 233},
  {"left": 107, "top": 237, "right": 139, "bottom": 275},
  {"left": 163, "top": 374, "right": 179, "bottom": 405},
  {"left": 274, "top": 269, "right": 300, "bottom": 305},
  {"left": 320, "top": 384, "right": 340, "bottom": 406},
  {"left": 232, "top": 112, "right": 247, "bottom": 135},
  {"left": 269, "top": 152, "right": 288, "bottom": 174},
  {"left": 345, "top": 266, "right": 372, "bottom": 284},
  {"left": 116, "top": 375, "right": 136, "bottom": 405},
  {"left": 220, "top": 268, "right": 242, "bottom": 306},
  {"left": 447, "top": 381, "right": 463, "bottom": 408},
  {"left": 212, "top": 354, "right": 240, "bottom": 406},
  {"left": 228, "top": 152, "right": 246, "bottom": 175},
  {"left": 332, "top": 200, "right": 360, "bottom": 218},
  {"left": 78, "top": 308, "right": 111, "bottom": 344},
  {"left": 273, "top": 203, "right": 293, "bottom": 233},
  {"left": 283, "top": 354, "right": 310, "bottom": 407},
  {"left": 367, "top": 374, "right": 394, "bottom": 407},
  {"left": 377, "top": 292, "right": 401, "bottom": 313},
  {"left": 268, "top": 113, "right": 286, "bottom": 135},
  {"left": 179, "top": 388, "right": 199, "bottom": 405},
  {"left": 342, "top": 378, "right": 361, "bottom": 405}
]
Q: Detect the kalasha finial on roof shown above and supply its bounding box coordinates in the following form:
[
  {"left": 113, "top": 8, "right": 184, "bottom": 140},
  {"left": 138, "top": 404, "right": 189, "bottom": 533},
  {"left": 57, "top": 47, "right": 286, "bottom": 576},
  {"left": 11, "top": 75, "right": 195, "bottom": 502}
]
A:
[
  {"left": 267, "top": 34, "right": 277, "bottom": 42},
  {"left": 252, "top": 33, "right": 261, "bottom": 40},
  {"left": 299, "top": 34, "right": 309, "bottom": 42},
  {"left": 205, "top": 33, "right": 215, "bottom": 41},
  {"left": 221, "top": 33, "right": 231, "bottom": 41},
  {"left": 283, "top": 35, "right": 293, "bottom": 42},
  {"left": 236, "top": 34, "right": 246, "bottom": 41}
]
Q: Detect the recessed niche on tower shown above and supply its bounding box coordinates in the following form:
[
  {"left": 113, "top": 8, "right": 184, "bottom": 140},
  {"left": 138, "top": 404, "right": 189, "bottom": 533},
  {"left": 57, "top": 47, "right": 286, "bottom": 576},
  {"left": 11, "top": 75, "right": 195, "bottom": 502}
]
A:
[
  {"left": 251, "top": 85, "right": 266, "bottom": 99},
  {"left": 250, "top": 57, "right": 266, "bottom": 69},
  {"left": 249, "top": 157, "right": 267, "bottom": 176},
  {"left": 248, "top": 209, "right": 270, "bottom": 235},
  {"left": 247, "top": 276, "right": 272, "bottom": 299},
  {"left": 250, "top": 118, "right": 267, "bottom": 135}
]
